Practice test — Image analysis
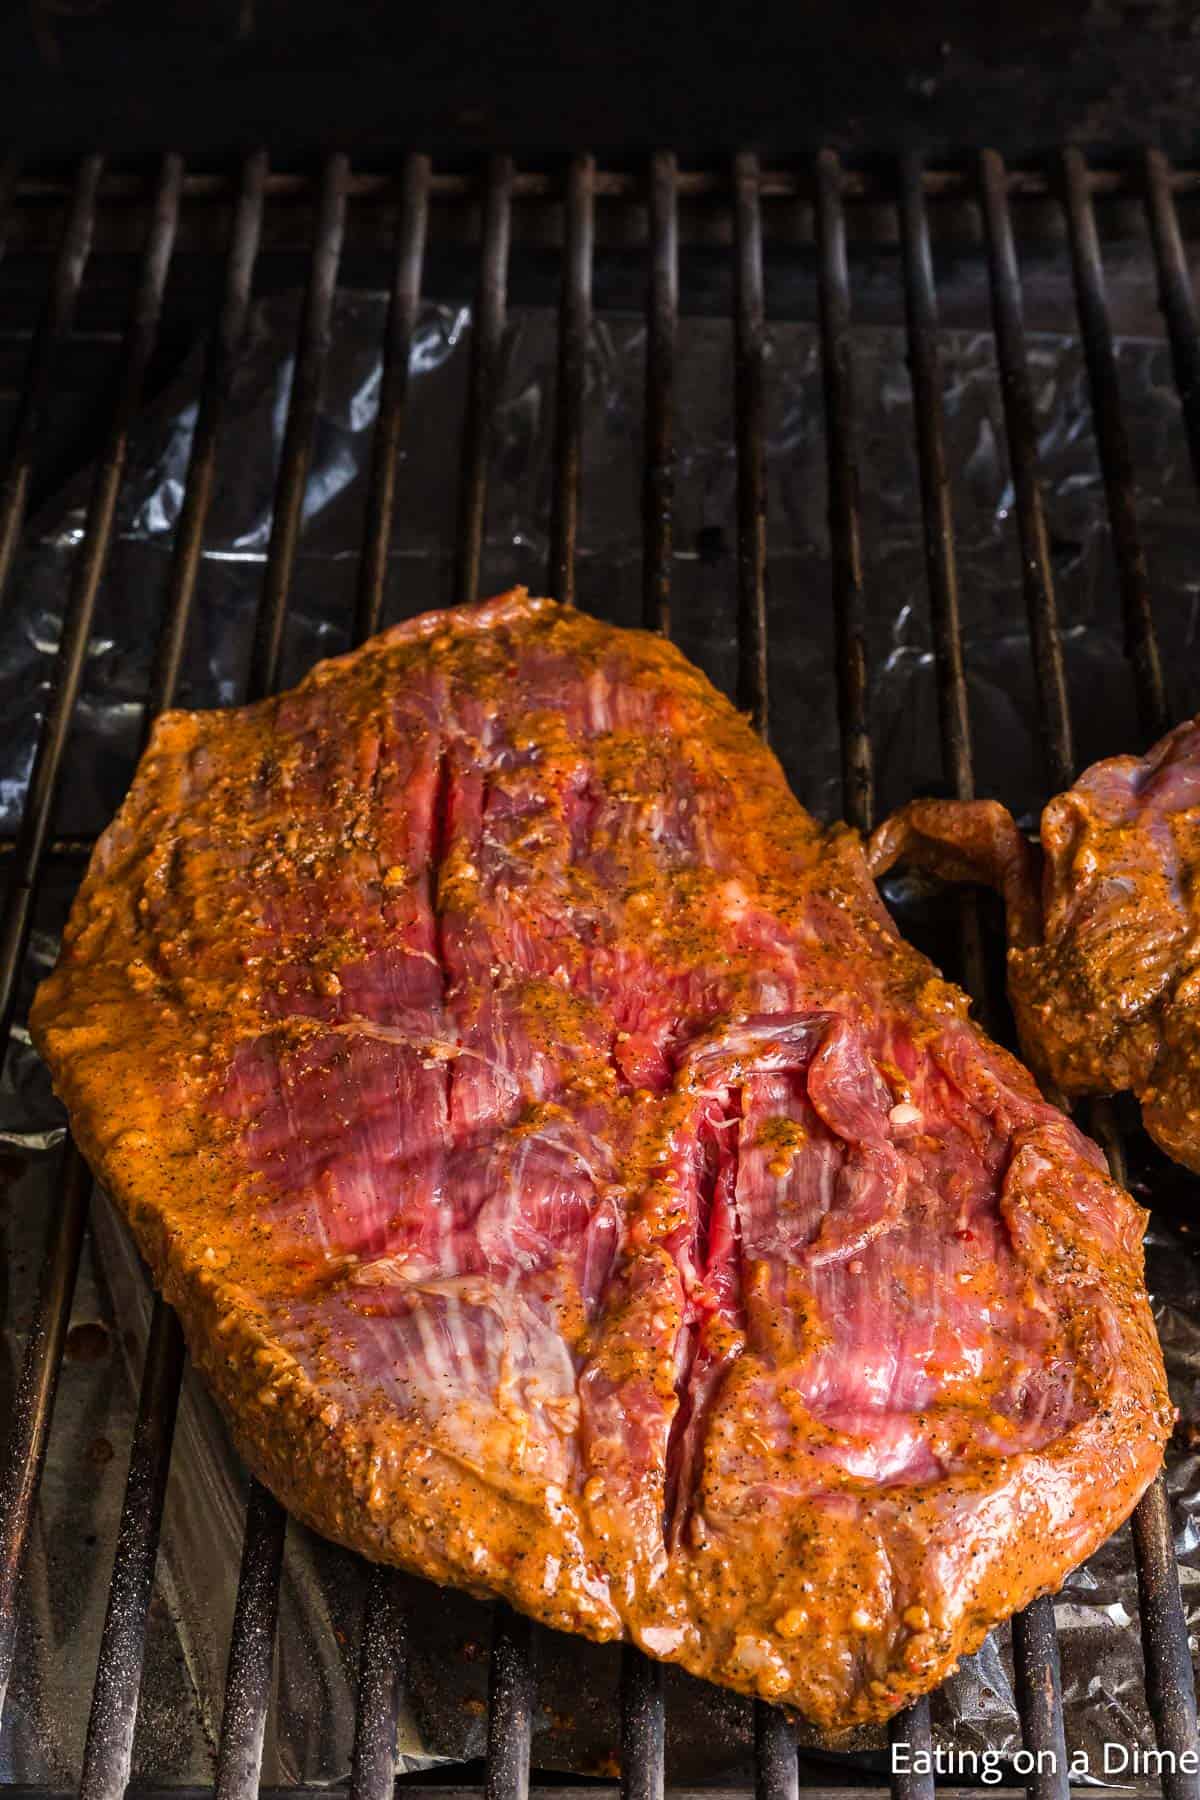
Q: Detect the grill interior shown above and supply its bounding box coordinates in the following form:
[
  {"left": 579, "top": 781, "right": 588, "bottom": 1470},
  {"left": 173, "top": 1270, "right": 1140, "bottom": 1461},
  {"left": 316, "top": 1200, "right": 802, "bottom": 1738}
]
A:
[{"left": 0, "top": 148, "right": 1198, "bottom": 1799}]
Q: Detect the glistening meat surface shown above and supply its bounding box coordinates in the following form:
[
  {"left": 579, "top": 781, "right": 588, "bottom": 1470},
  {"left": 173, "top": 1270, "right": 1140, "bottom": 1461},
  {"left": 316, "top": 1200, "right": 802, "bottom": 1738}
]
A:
[
  {"left": 32, "top": 589, "right": 1169, "bottom": 1732},
  {"left": 869, "top": 712, "right": 1200, "bottom": 1173}
]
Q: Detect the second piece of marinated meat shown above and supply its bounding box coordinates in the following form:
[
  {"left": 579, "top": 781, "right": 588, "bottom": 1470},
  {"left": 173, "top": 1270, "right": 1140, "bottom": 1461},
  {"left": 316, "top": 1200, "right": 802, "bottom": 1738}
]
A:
[{"left": 869, "top": 713, "right": 1200, "bottom": 1169}]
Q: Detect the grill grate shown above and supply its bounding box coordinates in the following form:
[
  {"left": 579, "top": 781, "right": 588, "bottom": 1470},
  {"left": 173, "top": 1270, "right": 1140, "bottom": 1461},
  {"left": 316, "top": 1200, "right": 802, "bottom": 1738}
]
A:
[{"left": 0, "top": 149, "right": 1196, "bottom": 1799}]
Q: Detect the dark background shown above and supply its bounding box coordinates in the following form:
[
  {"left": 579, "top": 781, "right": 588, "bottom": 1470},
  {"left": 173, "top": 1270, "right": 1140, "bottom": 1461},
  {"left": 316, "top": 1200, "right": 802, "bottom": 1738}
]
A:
[{"left": 9, "top": 0, "right": 1200, "bottom": 163}]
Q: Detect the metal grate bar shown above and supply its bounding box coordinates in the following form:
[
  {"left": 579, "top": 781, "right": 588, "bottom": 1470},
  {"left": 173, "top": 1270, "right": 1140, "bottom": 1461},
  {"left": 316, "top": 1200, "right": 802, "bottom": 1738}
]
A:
[
  {"left": 1059, "top": 147, "right": 1168, "bottom": 742},
  {"left": 0, "top": 152, "right": 102, "bottom": 607},
  {"left": 1092, "top": 1113, "right": 1199, "bottom": 1800},
  {"left": 978, "top": 148, "right": 1074, "bottom": 793},
  {"left": 1059, "top": 178, "right": 1200, "bottom": 1800},
  {"left": 0, "top": 157, "right": 183, "bottom": 1727},
  {"left": 149, "top": 148, "right": 270, "bottom": 714},
  {"left": 480, "top": 156, "right": 599, "bottom": 1798},
  {"left": 888, "top": 1703, "right": 933, "bottom": 1800},
  {"left": 79, "top": 1298, "right": 187, "bottom": 1800},
  {"left": 456, "top": 153, "right": 512, "bottom": 605},
  {"left": 343, "top": 154, "right": 435, "bottom": 1797},
  {"left": 352, "top": 153, "right": 431, "bottom": 648},
  {"left": 897, "top": 154, "right": 972, "bottom": 807},
  {"left": 14, "top": 158, "right": 1200, "bottom": 210},
  {"left": 1132, "top": 1476, "right": 1200, "bottom": 1800},
  {"left": 1011, "top": 1598, "right": 1069, "bottom": 1800},
  {"left": 0, "top": 1142, "right": 91, "bottom": 1713},
  {"left": 1089, "top": 167, "right": 1200, "bottom": 1772},
  {"left": 617, "top": 147, "right": 676, "bottom": 1800},
  {"left": 350, "top": 1567, "right": 410, "bottom": 1800},
  {"left": 729, "top": 146, "right": 798, "bottom": 1800},
  {"left": 485, "top": 1606, "right": 537, "bottom": 1800},
  {"left": 0, "top": 149, "right": 182, "bottom": 1060},
  {"left": 975, "top": 145, "right": 1079, "bottom": 1800},
  {"left": 1144, "top": 149, "right": 1200, "bottom": 496},
  {"left": 211, "top": 150, "right": 362, "bottom": 1800},
  {"left": 754, "top": 1704, "right": 798, "bottom": 1800},
  {"left": 620, "top": 1647, "right": 665, "bottom": 1800},
  {"left": 733, "top": 150, "right": 768, "bottom": 736},
  {"left": 76, "top": 151, "right": 270, "bottom": 1800},
  {"left": 895, "top": 151, "right": 988, "bottom": 1005},
  {"left": 247, "top": 150, "right": 350, "bottom": 700},
  {"left": 215, "top": 1480, "right": 289, "bottom": 1800},
  {"left": 354, "top": 153, "right": 430, "bottom": 641},
  {"left": 984, "top": 139, "right": 1200, "bottom": 1800},
  {"left": 815, "top": 148, "right": 870, "bottom": 834},
  {"left": 0, "top": 833, "right": 92, "bottom": 863},
  {"left": 642, "top": 150, "right": 677, "bottom": 637},
  {"left": 549, "top": 153, "right": 594, "bottom": 605}
]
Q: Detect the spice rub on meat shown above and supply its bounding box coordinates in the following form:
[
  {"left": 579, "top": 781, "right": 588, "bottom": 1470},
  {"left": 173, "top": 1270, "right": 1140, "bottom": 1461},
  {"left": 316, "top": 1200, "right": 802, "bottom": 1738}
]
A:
[
  {"left": 32, "top": 589, "right": 1169, "bottom": 1731},
  {"left": 870, "top": 711, "right": 1200, "bottom": 1173}
]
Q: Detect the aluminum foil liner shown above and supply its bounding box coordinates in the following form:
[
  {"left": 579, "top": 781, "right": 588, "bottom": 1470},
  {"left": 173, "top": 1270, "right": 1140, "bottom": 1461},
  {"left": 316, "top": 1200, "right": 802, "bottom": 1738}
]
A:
[{"left": 1, "top": 282, "right": 1199, "bottom": 1788}]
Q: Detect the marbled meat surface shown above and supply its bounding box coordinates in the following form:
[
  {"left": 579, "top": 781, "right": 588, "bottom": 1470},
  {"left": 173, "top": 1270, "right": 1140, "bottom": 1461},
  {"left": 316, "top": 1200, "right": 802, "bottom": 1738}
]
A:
[{"left": 32, "top": 590, "right": 1169, "bottom": 1731}]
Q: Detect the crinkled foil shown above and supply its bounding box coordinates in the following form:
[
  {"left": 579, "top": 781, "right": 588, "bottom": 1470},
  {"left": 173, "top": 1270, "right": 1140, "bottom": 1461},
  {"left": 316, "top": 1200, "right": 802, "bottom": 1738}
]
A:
[{"left": 2, "top": 284, "right": 1199, "bottom": 1788}]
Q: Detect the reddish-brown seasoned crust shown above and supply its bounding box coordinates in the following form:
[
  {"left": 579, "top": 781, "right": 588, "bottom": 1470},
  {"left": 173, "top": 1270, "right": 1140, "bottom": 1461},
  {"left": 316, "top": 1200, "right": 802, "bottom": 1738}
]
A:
[
  {"left": 32, "top": 589, "right": 1169, "bottom": 1732},
  {"left": 871, "top": 717, "right": 1200, "bottom": 1172}
]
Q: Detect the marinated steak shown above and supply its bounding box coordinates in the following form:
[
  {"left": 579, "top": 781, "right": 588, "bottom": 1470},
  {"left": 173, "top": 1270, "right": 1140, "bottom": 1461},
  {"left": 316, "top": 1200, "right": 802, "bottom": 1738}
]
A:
[
  {"left": 870, "top": 712, "right": 1200, "bottom": 1172},
  {"left": 32, "top": 589, "right": 1169, "bottom": 1732}
]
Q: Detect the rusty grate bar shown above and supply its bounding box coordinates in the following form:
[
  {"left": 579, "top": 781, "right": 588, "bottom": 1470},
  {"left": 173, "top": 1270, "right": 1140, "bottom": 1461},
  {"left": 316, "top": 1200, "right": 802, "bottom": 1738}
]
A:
[
  {"left": 76, "top": 148, "right": 270, "bottom": 1800},
  {"left": 456, "top": 153, "right": 512, "bottom": 606},
  {"left": 1059, "top": 146, "right": 1167, "bottom": 743}
]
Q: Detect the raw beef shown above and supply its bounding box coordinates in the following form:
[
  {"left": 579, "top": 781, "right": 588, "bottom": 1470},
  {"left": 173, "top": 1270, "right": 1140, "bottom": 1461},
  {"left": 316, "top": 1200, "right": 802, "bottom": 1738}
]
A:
[
  {"left": 869, "top": 711, "right": 1200, "bottom": 1172},
  {"left": 32, "top": 589, "right": 1169, "bottom": 1732}
]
